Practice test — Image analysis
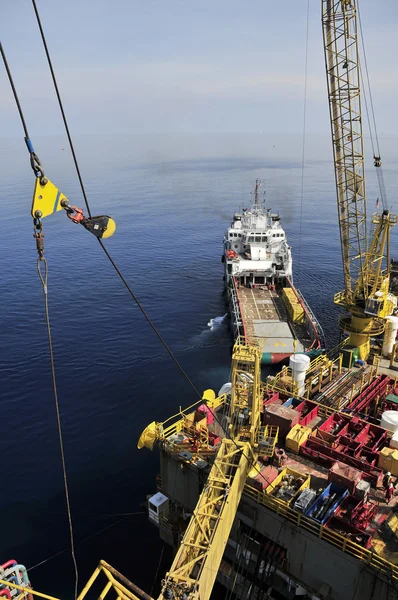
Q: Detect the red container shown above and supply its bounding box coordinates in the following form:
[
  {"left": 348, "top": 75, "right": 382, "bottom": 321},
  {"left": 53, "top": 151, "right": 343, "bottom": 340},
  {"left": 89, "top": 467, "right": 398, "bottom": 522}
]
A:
[
  {"left": 250, "top": 465, "right": 279, "bottom": 491},
  {"left": 263, "top": 404, "right": 300, "bottom": 437},
  {"left": 328, "top": 461, "right": 362, "bottom": 494}
]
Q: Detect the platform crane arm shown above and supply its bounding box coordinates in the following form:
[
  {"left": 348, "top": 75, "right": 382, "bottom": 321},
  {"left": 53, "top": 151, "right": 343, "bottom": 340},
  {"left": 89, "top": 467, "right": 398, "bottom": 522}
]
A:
[
  {"left": 159, "top": 342, "right": 263, "bottom": 600},
  {"left": 322, "top": 0, "right": 397, "bottom": 358}
]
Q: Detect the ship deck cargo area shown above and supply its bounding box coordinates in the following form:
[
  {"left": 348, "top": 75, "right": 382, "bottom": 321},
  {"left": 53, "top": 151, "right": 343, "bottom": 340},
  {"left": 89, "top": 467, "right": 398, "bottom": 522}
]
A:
[
  {"left": 233, "top": 283, "right": 318, "bottom": 361},
  {"left": 152, "top": 351, "right": 398, "bottom": 586}
]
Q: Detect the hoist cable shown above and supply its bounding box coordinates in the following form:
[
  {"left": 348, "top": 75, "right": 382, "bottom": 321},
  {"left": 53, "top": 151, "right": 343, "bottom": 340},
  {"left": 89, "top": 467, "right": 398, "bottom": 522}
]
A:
[
  {"left": 31, "top": 0, "right": 92, "bottom": 219},
  {"left": 357, "top": 0, "right": 387, "bottom": 210},
  {"left": 357, "top": 0, "right": 381, "bottom": 156},
  {"left": 0, "top": 40, "right": 79, "bottom": 600},
  {"left": 297, "top": 0, "right": 310, "bottom": 279},
  {"left": 37, "top": 259, "right": 79, "bottom": 600},
  {"left": 30, "top": 0, "right": 278, "bottom": 503},
  {"left": 0, "top": 42, "right": 29, "bottom": 138},
  {"left": 30, "top": 0, "right": 201, "bottom": 399}
]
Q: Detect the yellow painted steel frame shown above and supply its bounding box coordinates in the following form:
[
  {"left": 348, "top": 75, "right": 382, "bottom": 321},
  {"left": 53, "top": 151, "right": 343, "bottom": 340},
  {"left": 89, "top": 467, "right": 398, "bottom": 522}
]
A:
[
  {"left": 159, "top": 341, "right": 263, "bottom": 600},
  {"left": 230, "top": 341, "right": 262, "bottom": 446},
  {"left": 323, "top": 0, "right": 367, "bottom": 306},
  {"left": 159, "top": 439, "right": 255, "bottom": 600},
  {"left": 322, "top": 0, "right": 397, "bottom": 358},
  {"left": 0, "top": 561, "right": 150, "bottom": 600}
]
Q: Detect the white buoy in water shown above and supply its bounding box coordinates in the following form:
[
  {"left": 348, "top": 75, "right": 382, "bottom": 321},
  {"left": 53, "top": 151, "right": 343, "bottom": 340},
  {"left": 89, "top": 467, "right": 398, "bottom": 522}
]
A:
[{"left": 289, "top": 354, "right": 310, "bottom": 397}]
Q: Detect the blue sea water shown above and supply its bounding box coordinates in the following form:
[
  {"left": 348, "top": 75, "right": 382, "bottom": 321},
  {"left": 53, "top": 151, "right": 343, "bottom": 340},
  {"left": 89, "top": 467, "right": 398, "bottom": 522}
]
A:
[{"left": 1, "top": 132, "right": 397, "bottom": 597}]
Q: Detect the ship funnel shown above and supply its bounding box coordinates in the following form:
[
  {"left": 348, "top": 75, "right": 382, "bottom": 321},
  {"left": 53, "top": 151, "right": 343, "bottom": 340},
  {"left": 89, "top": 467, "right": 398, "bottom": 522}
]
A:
[{"left": 289, "top": 354, "right": 310, "bottom": 397}]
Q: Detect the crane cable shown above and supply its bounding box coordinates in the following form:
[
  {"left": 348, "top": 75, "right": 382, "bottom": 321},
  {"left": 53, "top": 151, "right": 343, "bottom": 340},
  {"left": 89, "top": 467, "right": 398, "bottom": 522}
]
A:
[
  {"left": 357, "top": 0, "right": 388, "bottom": 211},
  {"left": 297, "top": 0, "right": 310, "bottom": 280},
  {"left": 28, "top": 1, "right": 281, "bottom": 498},
  {"left": 30, "top": 0, "right": 201, "bottom": 400},
  {"left": 0, "top": 39, "right": 79, "bottom": 600}
]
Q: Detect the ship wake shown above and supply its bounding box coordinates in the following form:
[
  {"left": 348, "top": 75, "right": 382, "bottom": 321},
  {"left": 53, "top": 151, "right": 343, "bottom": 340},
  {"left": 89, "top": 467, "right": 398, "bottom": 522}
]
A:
[{"left": 207, "top": 314, "right": 227, "bottom": 331}]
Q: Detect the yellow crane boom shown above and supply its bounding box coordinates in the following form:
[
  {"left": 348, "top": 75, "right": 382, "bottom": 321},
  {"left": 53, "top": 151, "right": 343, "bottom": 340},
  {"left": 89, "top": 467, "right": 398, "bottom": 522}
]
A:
[
  {"left": 322, "top": 0, "right": 397, "bottom": 358},
  {"left": 158, "top": 341, "right": 263, "bottom": 600}
]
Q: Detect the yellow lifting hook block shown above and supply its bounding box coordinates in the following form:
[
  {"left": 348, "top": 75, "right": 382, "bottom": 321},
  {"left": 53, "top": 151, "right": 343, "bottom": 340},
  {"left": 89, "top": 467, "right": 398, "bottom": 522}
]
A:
[{"left": 31, "top": 177, "right": 68, "bottom": 219}]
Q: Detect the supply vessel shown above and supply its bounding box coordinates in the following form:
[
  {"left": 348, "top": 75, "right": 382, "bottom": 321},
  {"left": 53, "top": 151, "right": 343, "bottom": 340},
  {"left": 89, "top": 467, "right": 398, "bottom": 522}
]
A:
[
  {"left": 223, "top": 179, "right": 323, "bottom": 364},
  {"left": 3, "top": 2, "right": 398, "bottom": 600}
]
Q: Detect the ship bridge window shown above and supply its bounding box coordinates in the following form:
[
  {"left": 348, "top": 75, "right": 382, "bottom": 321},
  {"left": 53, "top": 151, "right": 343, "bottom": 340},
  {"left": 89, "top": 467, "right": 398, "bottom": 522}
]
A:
[
  {"left": 248, "top": 236, "right": 254, "bottom": 242},
  {"left": 255, "top": 235, "right": 261, "bottom": 242},
  {"left": 262, "top": 236, "right": 267, "bottom": 242},
  {"left": 238, "top": 233, "right": 242, "bottom": 238}
]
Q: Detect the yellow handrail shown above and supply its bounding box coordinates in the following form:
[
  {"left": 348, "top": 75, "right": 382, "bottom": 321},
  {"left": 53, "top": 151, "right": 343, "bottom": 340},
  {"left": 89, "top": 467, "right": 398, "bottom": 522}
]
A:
[{"left": 243, "top": 484, "right": 398, "bottom": 580}]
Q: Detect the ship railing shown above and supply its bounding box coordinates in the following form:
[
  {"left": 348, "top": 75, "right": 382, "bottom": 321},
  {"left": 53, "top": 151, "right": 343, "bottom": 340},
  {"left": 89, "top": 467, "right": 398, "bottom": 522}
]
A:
[
  {"left": 161, "top": 393, "right": 229, "bottom": 444},
  {"left": 243, "top": 484, "right": 398, "bottom": 582},
  {"left": 160, "top": 394, "right": 228, "bottom": 441},
  {"left": 265, "top": 353, "right": 343, "bottom": 400},
  {"left": 230, "top": 278, "right": 245, "bottom": 338},
  {"left": 292, "top": 285, "right": 326, "bottom": 349},
  {"left": 0, "top": 561, "right": 152, "bottom": 600}
]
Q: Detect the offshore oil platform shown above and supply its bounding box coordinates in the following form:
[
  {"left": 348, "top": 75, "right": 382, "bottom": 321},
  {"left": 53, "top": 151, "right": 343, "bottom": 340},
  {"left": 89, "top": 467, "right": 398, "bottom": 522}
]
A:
[{"left": 2, "top": 2, "right": 398, "bottom": 600}]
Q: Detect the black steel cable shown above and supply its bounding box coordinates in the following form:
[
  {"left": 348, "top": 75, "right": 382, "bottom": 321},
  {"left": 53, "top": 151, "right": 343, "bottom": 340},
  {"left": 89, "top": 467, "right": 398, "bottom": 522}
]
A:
[
  {"left": 29, "top": 0, "right": 279, "bottom": 501},
  {"left": 31, "top": 0, "right": 92, "bottom": 219},
  {"left": 0, "top": 41, "right": 29, "bottom": 138},
  {"left": 30, "top": 0, "right": 202, "bottom": 400},
  {"left": 357, "top": 0, "right": 388, "bottom": 211},
  {"left": 37, "top": 258, "right": 79, "bottom": 600},
  {"left": 1, "top": 39, "right": 79, "bottom": 600},
  {"left": 357, "top": 1, "right": 381, "bottom": 157}
]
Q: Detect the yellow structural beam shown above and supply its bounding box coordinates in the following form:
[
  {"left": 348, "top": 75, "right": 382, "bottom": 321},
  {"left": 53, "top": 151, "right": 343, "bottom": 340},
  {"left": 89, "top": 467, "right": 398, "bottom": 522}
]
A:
[{"left": 159, "top": 439, "right": 254, "bottom": 600}]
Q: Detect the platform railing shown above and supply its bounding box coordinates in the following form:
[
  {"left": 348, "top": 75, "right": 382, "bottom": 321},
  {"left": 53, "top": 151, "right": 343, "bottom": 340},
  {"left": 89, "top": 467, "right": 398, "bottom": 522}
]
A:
[{"left": 243, "top": 484, "right": 398, "bottom": 582}]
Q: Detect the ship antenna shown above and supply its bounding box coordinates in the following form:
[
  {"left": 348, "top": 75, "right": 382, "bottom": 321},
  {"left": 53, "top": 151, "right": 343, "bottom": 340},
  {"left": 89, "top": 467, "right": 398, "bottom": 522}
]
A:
[{"left": 253, "top": 179, "right": 262, "bottom": 211}]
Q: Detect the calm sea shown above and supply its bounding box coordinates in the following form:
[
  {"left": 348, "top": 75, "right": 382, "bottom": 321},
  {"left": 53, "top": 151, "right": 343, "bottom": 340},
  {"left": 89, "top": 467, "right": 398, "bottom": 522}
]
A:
[{"left": 1, "top": 133, "right": 397, "bottom": 597}]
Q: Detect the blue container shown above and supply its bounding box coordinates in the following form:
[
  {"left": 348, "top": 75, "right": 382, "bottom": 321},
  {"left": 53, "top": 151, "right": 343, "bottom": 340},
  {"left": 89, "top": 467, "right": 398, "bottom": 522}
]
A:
[{"left": 304, "top": 483, "right": 348, "bottom": 525}]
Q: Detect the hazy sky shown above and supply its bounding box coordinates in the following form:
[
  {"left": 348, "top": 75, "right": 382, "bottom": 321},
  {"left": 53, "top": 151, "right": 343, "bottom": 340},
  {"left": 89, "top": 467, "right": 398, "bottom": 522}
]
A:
[{"left": 1, "top": 1, "right": 398, "bottom": 137}]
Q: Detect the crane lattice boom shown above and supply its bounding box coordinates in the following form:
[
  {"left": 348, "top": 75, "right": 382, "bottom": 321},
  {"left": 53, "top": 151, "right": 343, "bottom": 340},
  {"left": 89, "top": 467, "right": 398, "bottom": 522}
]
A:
[{"left": 322, "top": 0, "right": 367, "bottom": 307}]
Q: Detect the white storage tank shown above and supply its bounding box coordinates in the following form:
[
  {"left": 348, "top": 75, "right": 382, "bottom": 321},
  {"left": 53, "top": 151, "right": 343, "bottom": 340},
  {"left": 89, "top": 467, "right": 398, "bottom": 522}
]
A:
[
  {"left": 390, "top": 429, "right": 398, "bottom": 449},
  {"left": 289, "top": 354, "right": 311, "bottom": 396},
  {"left": 381, "top": 410, "right": 398, "bottom": 433},
  {"left": 382, "top": 315, "right": 398, "bottom": 357}
]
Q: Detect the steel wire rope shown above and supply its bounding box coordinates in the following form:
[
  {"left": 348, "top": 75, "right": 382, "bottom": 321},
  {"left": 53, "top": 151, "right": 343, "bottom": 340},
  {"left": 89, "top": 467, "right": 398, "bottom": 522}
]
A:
[
  {"left": 37, "top": 259, "right": 79, "bottom": 600},
  {"left": 225, "top": 521, "right": 257, "bottom": 600},
  {"left": 150, "top": 543, "right": 165, "bottom": 597},
  {"left": 30, "top": 0, "right": 287, "bottom": 519},
  {"left": 357, "top": 0, "right": 388, "bottom": 211},
  {"left": 0, "top": 40, "right": 79, "bottom": 600},
  {"left": 30, "top": 0, "right": 202, "bottom": 400},
  {"left": 297, "top": 0, "right": 310, "bottom": 280}
]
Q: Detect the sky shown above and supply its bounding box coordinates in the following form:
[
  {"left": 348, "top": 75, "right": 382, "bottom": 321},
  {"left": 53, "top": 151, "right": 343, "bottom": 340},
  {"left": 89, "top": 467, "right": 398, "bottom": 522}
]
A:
[{"left": 1, "top": 0, "right": 398, "bottom": 138}]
